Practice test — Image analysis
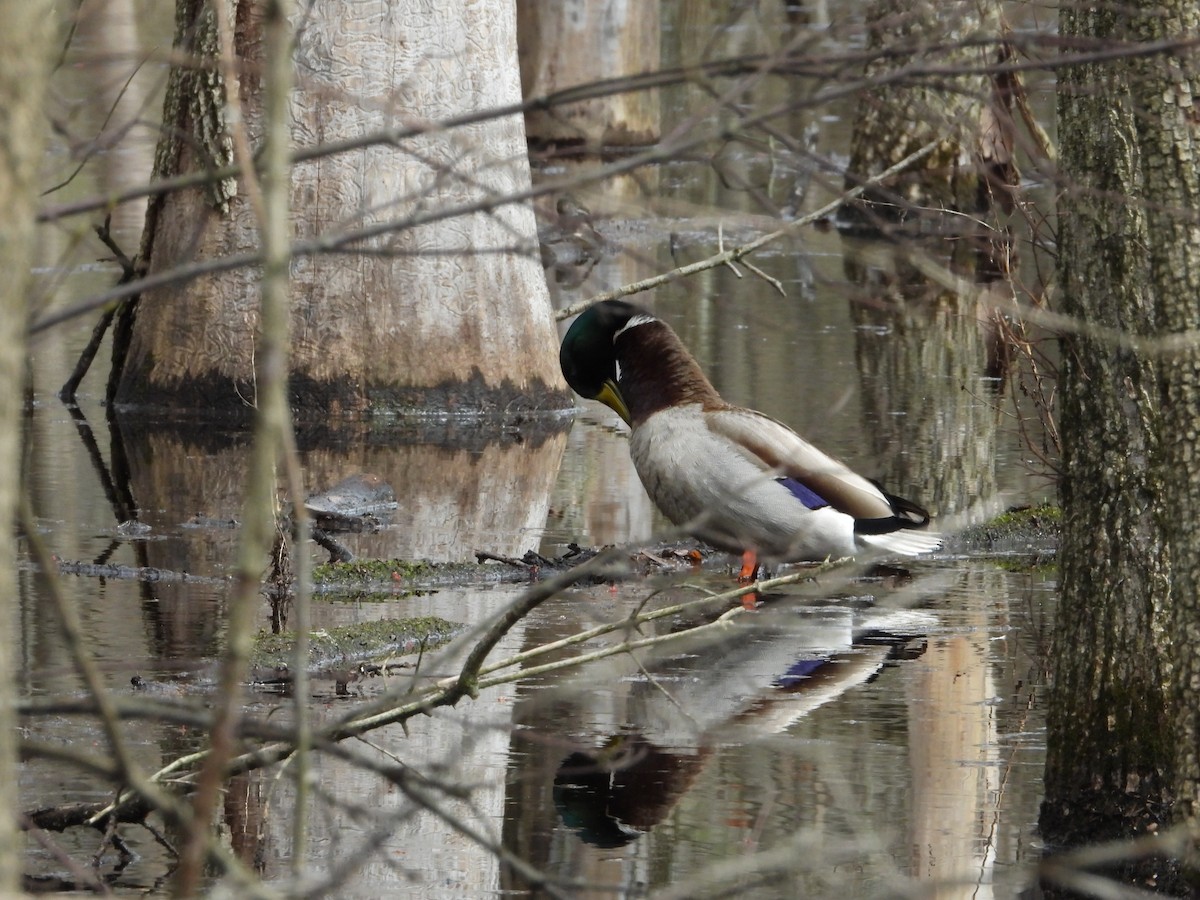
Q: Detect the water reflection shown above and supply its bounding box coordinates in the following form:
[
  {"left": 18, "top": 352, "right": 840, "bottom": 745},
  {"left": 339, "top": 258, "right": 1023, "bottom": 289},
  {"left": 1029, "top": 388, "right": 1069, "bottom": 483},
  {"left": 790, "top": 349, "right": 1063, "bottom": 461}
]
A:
[
  {"left": 23, "top": 234, "right": 1049, "bottom": 897},
  {"left": 548, "top": 602, "right": 936, "bottom": 850},
  {"left": 495, "top": 564, "right": 1047, "bottom": 899},
  {"left": 109, "top": 414, "right": 569, "bottom": 569},
  {"left": 543, "top": 411, "right": 656, "bottom": 549},
  {"left": 20, "top": 403, "right": 572, "bottom": 680},
  {"left": 845, "top": 237, "right": 1014, "bottom": 521},
  {"left": 22, "top": 358, "right": 1048, "bottom": 896}
]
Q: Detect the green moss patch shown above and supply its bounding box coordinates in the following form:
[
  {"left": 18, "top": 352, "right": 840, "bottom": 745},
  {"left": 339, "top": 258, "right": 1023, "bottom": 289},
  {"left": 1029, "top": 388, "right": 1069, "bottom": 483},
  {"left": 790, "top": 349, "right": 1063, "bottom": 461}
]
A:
[
  {"left": 954, "top": 503, "right": 1060, "bottom": 565},
  {"left": 250, "top": 615, "right": 461, "bottom": 673},
  {"left": 983, "top": 503, "right": 1061, "bottom": 532},
  {"left": 311, "top": 556, "right": 556, "bottom": 596},
  {"left": 313, "top": 559, "right": 433, "bottom": 584}
]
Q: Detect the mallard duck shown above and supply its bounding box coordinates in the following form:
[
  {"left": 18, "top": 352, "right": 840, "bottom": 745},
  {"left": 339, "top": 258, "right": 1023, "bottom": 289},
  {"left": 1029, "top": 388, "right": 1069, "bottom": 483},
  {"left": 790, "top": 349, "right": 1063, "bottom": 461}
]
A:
[{"left": 559, "top": 299, "right": 941, "bottom": 574}]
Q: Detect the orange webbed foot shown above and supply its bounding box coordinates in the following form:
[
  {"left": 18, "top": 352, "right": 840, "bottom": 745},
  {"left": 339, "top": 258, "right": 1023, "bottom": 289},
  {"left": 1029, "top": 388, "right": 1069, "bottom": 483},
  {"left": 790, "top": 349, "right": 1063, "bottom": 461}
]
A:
[
  {"left": 738, "top": 550, "right": 761, "bottom": 609},
  {"left": 737, "top": 550, "right": 759, "bottom": 583}
]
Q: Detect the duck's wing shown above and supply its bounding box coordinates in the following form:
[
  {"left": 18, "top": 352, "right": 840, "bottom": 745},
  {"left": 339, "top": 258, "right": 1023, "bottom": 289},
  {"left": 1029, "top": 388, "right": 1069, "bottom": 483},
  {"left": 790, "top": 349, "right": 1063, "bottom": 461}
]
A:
[{"left": 705, "top": 407, "right": 905, "bottom": 522}]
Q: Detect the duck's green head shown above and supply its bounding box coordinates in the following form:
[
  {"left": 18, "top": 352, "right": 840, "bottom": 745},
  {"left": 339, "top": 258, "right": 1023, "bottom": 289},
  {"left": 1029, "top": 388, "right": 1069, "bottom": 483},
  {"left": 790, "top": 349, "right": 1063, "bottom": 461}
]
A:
[{"left": 559, "top": 300, "right": 647, "bottom": 425}]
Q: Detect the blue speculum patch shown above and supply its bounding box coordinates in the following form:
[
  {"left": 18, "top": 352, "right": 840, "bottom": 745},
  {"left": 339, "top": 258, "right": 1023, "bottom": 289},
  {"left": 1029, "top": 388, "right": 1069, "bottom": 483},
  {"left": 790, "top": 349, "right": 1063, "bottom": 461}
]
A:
[
  {"left": 778, "top": 477, "right": 828, "bottom": 510},
  {"left": 774, "top": 657, "right": 827, "bottom": 687}
]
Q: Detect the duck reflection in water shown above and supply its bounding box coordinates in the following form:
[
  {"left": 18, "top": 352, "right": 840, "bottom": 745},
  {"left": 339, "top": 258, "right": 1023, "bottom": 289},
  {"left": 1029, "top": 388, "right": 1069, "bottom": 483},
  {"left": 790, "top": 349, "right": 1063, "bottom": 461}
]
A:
[
  {"left": 554, "top": 734, "right": 709, "bottom": 849},
  {"left": 552, "top": 604, "right": 933, "bottom": 847}
]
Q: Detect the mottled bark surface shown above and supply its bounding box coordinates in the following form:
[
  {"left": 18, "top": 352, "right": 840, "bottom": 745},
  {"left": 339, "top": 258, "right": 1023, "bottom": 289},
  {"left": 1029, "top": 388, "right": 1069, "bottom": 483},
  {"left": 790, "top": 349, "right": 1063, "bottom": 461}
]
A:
[
  {"left": 1128, "top": 1, "right": 1200, "bottom": 828},
  {"left": 1041, "top": 2, "right": 1191, "bottom": 891},
  {"left": 841, "top": 0, "right": 1008, "bottom": 231},
  {"left": 0, "top": 1, "right": 56, "bottom": 889},
  {"left": 116, "top": 0, "right": 570, "bottom": 420}
]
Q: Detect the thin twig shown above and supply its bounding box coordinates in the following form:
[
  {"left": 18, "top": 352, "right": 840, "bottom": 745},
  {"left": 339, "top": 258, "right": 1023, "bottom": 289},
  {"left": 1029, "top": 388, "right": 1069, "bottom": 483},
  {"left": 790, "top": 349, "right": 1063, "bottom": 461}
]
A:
[
  {"left": 91, "top": 214, "right": 137, "bottom": 278},
  {"left": 36, "top": 35, "right": 1200, "bottom": 338},
  {"left": 58, "top": 216, "right": 138, "bottom": 403},
  {"left": 742, "top": 258, "right": 786, "bottom": 296},
  {"left": 34, "top": 34, "right": 1195, "bottom": 226},
  {"left": 173, "top": 0, "right": 295, "bottom": 887},
  {"left": 556, "top": 142, "right": 940, "bottom": 321},
  {"left": 904, "top": 240, "right": 1200, "bottom": 359},
  {"left": 19, "top": 492, "right": 147, "bottom": 801},
  {"left": 718, "top": 223, "right": 743, "bottom": 278},
  {"left": 473, "top": 565, "right": 831, "bottom": 682}
]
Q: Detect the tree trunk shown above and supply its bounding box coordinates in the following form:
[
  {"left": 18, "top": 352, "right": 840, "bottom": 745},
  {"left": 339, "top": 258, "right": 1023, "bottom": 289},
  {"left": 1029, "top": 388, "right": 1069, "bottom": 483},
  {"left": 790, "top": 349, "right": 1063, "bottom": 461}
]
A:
[
  {"left": 114, "top": 0, "right": 570, "bottom": 420},
  {"left": 840, "top": 0, "right": 1013, "bottom": 233},
  {"left": 1128, "top": 1, "right": 1200, "bottom": 825},
  {"left": 518, "top": 0, "right": 660, "bottom": 148},
  {"left": 0, "top": 0, "right": 57, "bottom": 891},
  {"left": 1040, "top": 1, "right": 1200, "bottom": 892}
]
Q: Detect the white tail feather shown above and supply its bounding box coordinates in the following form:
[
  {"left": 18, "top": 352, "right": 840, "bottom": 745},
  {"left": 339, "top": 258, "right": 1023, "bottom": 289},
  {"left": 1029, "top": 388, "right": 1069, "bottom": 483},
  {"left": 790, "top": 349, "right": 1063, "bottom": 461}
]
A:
[{"left": 859, "top": 530, "right": 943, "bottom": 557}]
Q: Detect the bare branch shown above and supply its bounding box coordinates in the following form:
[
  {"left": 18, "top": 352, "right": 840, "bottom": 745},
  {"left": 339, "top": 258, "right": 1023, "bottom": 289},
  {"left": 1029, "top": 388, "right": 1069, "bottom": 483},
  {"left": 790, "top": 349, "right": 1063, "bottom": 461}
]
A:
[
  {"left": 556, "top": 141, "right": 939, "bottom": 321},
  {"left": 34, "top": 34, "right": 1197, "bottom": 225}
]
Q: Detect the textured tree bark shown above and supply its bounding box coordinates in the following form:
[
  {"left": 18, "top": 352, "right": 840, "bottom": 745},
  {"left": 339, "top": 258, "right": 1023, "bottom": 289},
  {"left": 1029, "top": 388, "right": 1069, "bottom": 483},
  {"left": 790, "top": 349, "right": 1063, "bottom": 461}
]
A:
[
  {"left": 840, "top": 0, "right": 1012, "bottom": 232},
  {"left": 517, "top": 0, "right": 660, "bottom": 148},
  {"left": 0, "top": 1, "right": 57, "bottom": 890},
  {"left": 115, "top": 0, "right": 570, "bottom": 420},
  {"left": 1040, "top": 1, "right": 1199, "bottom": 892},
  {"left": 1127, "top": 0, "right": 1200, "bottom": 829}
]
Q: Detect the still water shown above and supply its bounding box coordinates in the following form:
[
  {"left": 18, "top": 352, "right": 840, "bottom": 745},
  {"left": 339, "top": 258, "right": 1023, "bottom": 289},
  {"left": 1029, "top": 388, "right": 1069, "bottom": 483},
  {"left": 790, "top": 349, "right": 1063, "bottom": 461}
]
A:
[
  {"left": 20, "top": 2, "right": 1057, "bottom": 897},
  {"left": 21, "top": 237, "right": 1055, "bottom": 899}
]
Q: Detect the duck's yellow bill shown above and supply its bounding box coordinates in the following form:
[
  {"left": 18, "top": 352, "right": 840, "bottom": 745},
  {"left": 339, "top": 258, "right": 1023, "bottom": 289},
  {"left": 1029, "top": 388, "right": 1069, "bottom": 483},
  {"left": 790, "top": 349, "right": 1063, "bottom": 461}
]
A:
[{"left": 596, "top": 380, "right": 631, "bottom": 425}]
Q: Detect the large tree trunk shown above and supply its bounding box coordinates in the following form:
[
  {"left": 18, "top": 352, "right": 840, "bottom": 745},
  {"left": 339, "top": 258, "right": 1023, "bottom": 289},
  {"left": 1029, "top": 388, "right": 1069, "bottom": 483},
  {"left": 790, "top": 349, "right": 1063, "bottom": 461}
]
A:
[
  {"left": 518, "top": 0, "right": 660, "bottom": 148},
  {"left": 0, "top": 0, "right": 57, "bottom": 891},
  {"left": 1040, "top": 0, "right": 1200, "bottom": 892},
  {"left": 1129, "top": 2, "right": 1200, "bottom": 824},
  {"left": 840, "top": 0, "right": 1013, "bottom": 233},
  {"left": 114, "top": 0, "right": 569, "bottom": 420}
]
